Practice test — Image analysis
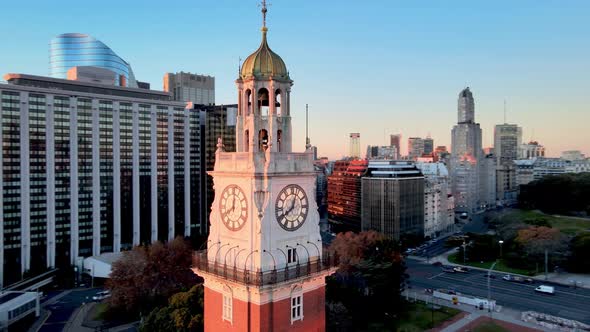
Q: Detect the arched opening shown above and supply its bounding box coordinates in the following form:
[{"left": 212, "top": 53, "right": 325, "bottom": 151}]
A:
[
  {"left": 258, "top": 88, "right": 269, "bottom": 116},
  {"left": 245, "top": 89, "right": 252, "bottom": 116},
  {"left": 244, "top": 129, "right": 250, "bottom": 152},
  {"left": 275, "top": 89, "right": 282, "bottom": 116},
  {"left": 258, "top": 129, "right": 268, "bottom": 151},
  {"left": 277, "top": 129, "right": 282, "bottom": 152}
]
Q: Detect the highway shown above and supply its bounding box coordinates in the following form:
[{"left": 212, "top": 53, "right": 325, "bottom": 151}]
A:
[{"left": 407, "top": 259, "right": 590, "bottom": 324}]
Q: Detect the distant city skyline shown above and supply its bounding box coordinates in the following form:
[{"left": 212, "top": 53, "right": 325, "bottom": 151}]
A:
[{"left": 1, "top": 0, "right": 588, "bottom": 159}]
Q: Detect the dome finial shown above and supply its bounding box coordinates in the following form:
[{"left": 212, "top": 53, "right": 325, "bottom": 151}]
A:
[{"left": 259, "top": 0, "right": 270, "bottom": 30}]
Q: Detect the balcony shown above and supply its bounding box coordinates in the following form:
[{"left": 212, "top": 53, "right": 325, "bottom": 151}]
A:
[
  {"left": 214, "top": 151, "right": 315, "bottom": 174},
  {"left": 192, "top": 249, "right": 338, "bottom": 287}
]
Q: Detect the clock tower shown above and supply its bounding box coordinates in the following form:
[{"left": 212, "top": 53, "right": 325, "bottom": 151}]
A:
[{"left": 192, "top": 2, "right": 336, "bottom": 331}]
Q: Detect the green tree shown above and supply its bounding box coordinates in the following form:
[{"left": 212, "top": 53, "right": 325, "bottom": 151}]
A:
[
  {"left": 140, "top": 284, "right": 204, "bottom": 332},
  {"left": 568, "top": 232, "right": 590, "bottom": 273}
]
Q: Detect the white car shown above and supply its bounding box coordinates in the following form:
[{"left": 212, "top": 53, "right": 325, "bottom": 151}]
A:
[
  {"left": 92, "top": 290, "right": 111, "bottom": 301},
  {"left": 534, "top": 285, "right": 555, "bottom": 295}
]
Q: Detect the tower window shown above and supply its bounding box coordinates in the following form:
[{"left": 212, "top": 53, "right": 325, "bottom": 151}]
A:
[
  {"left": 222, "top": 293, "right": 232, "bottom": 323},
  {"left": 287, "top": 248, "right": 297, "bottom": 264},
  {"left": 291, "top": 294, "right": 303, "bottom": 322}
]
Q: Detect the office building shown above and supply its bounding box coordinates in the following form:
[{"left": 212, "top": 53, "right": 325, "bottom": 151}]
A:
[
  {"left": 408, "top": 137, "right": 425, "bottom": 159},
  {"left": 366, "top": 145, "right": 398, "bottom": 160},
  {"left": 327, "top": 159, "right": 368, "bottom": 232},
  {"left": 361, "top": 161, "right": 424, "bottom": 240},
  {"left": 423, "top": 137, "right": 434, "bottom": 155},
  {"left": 415, "top": 162, "right": 454, "bottom": 237},
  {"left": 49, "top": 33, "right": 138, "bottom": 88},
  {"left": 349, "top": 133, "right": 361, "bottom": 158},
  {"left": 163, "top": 72, "right": 215, "bottom": 105},
  {"left": 390, "top": 134, "right": 401, "bottom": 156},
  {"left": 480, "top": 153, "right": 497, "bottom": 208},
  {"left": 450, "top": 87, "right": 483, "bottom": 213},
  {"left": 493, "top": 123, "right": 521, "bottom": 206},
  {"left": 0, "top": 73, "right": 203, "bottom": 287},
  {"left": 515, "top": 157, "right": 590, "bottom": 186},
  {"left": 561, "top": 150, "right": 586, "bottom": 161},
  {"left": 519, "top": 141, "right": 545, "bottom": 159}
]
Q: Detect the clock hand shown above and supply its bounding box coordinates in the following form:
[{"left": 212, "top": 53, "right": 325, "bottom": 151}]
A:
[
  {"left": 286, "top": 197, "right": 296, "bottom": 215},
  {"left": 231, "top": 196, "right": 236, "bottom": 213}
]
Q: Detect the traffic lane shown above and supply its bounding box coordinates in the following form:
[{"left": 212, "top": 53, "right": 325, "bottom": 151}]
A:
[
  {"left": 39, "top": 288, "right": 101, "bottom": 332},
  {"left": 409, "top": 266, "right": 590, "bottom": 324}
]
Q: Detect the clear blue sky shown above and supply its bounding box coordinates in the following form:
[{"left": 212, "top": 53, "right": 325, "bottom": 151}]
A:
[{"left": 1, "top": 0, "right": 589, "bottom": 159}]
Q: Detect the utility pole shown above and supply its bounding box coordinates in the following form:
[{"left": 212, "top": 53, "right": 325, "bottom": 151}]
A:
[
  {"left": 544, "top": 248, "right": 548, "bottom": 281},
  {"left": 488, "top": 261, "right": 498, "bottom": 319}
]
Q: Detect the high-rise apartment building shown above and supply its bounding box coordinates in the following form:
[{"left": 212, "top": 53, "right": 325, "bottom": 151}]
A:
[
  {"left": 349, "top": 133, "right": 361, "bottom": 158},
  {"left": 494, "top": 123, "right": 522, "bottom": 206},
  {"left": 408, "top": 137, "right": 425, "bottom": 159},
  {"left": 327, "top": 159, "right": 368, "bottom": 232},
  {"left": 163, "top": 72, "right": 215, "bottom": 105},
  {"left": 423, "top": 137, "right": 434, "bottom": 155},
  {"left": 415, "top": 162, "right": 454, "bottom": 237},
  {"left": 361, "top": 161, "right": 424, "bottom": 240},
  {"left": 366, "top": 145, "right": 398, "bottom": 160},
  {"left": 0, "top": 73, "right": 204, "bottom": 287},
  {"left": 50, "top": 33, "right": 139, "bottom": 88},
  {"left": 450, "top": 87, "right": 483, "bottom": 213},
  {"left": 390, "top": 134, "right": 401, "bottom": 156}
]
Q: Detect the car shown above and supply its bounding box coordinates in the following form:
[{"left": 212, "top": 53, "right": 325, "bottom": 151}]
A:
[
  {"left": 485, "top": 274, "right": 496, "bottom": 279},
  {"left": 405, "top": 248, "right": 415, "bottom": 254},
  {"left": 442, "top": 267, "right": 455, "bottom": 273},
  {"left": 502, "top": 274, "right": 513, "bottom": 281},
  {"left": 453, "top": 266, "right": 469, "bottom": 273},
  {"left": 535, "top": 285, "right": 555, "bottom": 295},
  {"left": 431, "top": 262, "right": 443, "bottom": 267},
  {"left": 92, "top": 290, "right": 111, "bottom": 301}
]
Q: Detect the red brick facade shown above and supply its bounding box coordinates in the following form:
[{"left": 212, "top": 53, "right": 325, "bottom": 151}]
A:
[{"left": 204, "top": 286, "right": 326, "bottom": 332}]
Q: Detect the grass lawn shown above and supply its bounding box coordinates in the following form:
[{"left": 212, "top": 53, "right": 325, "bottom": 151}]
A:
[
  {"left": 396, "top": 301, "right": 462, "bottom": 332},
  {"left": 91, "top": 302, "right": 109, "bottom": 321},
  {"left": 494, "top": 209, "right": 590, "bottom": 235},
  {"left": 472, "top": 321, "right": 510, "bottom": 332},
  {"left": 448, "top": 253, "right": 535, "bottom": 276}
]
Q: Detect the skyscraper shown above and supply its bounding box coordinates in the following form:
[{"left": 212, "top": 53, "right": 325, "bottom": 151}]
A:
[
  {"left": 163, "top": 72, "right": 215, "bottom": 105},
  {"left": 423, "top": 137, "right": 434, "bottom": 155},
  {"left": 349, "top": 133, "right": 361, "bottom": 158},
  {"left": 0, "top": 73, "right": 203, "bottom": 287},
  {"left": 390, "top": 134, "right": 401, "bottom": 157},
  {"left": 408, "top": 137, "right": 425, "bottom": 159},
  {"left": 494, "top": 123, "right": 522, "bottom": 206},
  {"left": 450, "top": 87, "right": 483, "bottom": 213},
  {"left": 49, "top": 33, "right": 138, "bottom": 88}
]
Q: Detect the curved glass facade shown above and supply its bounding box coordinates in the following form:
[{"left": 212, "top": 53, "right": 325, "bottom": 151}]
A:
[{"left": 50, "top": 33, "right": 138, "bottom": 88}]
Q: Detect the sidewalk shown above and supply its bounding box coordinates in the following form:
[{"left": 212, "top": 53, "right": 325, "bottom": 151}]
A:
[
  {"left": 63, "top": 302, "right": 95, "bottom": 332},
  {"left": 404, "top": 289, "right": 547, "bottom": 332},
  {"left": 428, "top": 250, "right": 590, "bottom": 289}
]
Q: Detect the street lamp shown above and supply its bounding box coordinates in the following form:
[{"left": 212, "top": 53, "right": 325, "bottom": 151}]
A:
[
  {"left": 487, "top": 261, "right": 498, "bottom": 318},
  {"left": 462, "top": 240, "right": 467, "bottom": 263},
  {"left": 498, "top": 240, "right": 504, "bottom": 259}
]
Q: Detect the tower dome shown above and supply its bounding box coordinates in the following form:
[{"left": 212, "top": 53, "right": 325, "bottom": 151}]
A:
[{"left": 240, "top": 27, "right": 290, "bottom": 81}]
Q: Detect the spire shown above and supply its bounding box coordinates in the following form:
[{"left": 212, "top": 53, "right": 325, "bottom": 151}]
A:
[
  {"left": 260, "top": 0, "right": 269, "bottom": 31},
  {"left": 306, "top": 104, "right": 311, "bottom": 150}
]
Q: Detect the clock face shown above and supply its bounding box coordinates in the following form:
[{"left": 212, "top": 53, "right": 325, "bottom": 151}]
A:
[
  {"left": 275, "top": 184, "right": 309, "bottom": 231},
  {"left": 219, "top": 185, "right": 248, "bottom": 231}
]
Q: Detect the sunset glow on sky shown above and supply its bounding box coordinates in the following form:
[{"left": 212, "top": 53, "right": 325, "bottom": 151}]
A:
[{"left": 1, "top": 0, "right": 588, "bottom": 159}]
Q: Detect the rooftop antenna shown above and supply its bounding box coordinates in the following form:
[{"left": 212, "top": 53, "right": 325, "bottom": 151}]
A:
[
  {"left": 503, "top": 99, "right": 507, "bottom": 124},
  {"left": 305, "top": 104, "right": 311, "bottom": 150},
  {"left": 238, "top": 57, "right": 242, "bottom": 76}
]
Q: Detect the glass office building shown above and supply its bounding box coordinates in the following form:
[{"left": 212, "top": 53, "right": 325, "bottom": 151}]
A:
[{"left": 49, "top": 33, "right": 138, "bottom": 88}]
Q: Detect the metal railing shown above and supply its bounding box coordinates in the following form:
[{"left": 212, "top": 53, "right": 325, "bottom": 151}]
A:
[{"left": 193, "top": 250, "right": 338, "bottom": 287}]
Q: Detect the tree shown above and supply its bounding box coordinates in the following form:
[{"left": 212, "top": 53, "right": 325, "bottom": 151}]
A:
[
  {"left": 519, "top": 173, "right": 590, "bottom": 216},
  {"left": 140, "top": 284, "right": 204, "bottom": 332},
  {"left": 326, "top": 231, "right": 407, "bottom": 329},
  {"left": 106, "top": 236, "right": 200, "bottom": 315},
  {"left": 515, "top": 226, "right": 570, "bottom": 267},
  {"left": 568, "top": 232, "right": 590, "bottom": 273}
]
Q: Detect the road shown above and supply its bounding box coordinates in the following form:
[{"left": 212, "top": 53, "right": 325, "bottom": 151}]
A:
[
  {"left": 38, "top": 288, "right": 100, "bottom": 332},
  {"left": 407, "top": 258, "right": 590, "bottom": 324}
]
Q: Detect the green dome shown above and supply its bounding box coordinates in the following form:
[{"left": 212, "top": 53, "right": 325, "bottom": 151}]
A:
[{"left": 240, "top": 28, "right": 289, "bottom": 81}]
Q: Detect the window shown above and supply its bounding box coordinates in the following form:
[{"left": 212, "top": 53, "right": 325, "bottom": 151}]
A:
[
  {"left": 222, "top": 294, "right": 232, "bottom": 323},
  {"left": 288, "top": 248, "right": 297, "bottom": 264},
  {"left": 291, "top": 294, "right": 303, "bottom": 322}
]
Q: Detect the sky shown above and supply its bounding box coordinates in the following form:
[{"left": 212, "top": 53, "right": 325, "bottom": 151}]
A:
[{"left": 1, "top": 0, "right": 589, "bottom": 160}]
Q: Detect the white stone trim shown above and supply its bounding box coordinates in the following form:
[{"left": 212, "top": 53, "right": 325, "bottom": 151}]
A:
[
  {"left": 91, "top": 99, "right": 100, "bottom": 255},
  {"left": 46, "top": 95, "right": 56, "bottom": 268},
  {"left": 132, "top": 103, "right": 140, "bottom": 246},
  {"left": 184, "top": 107, "right": 191, "bottom": 237},
  {"left": 112, "top": 102, "right": 121, "bottom": 252},
  {"left": 20, "top": 91, "right": 31, "bottom": 274},
  {"left": 167, "top": 107, "right": 175, "bottom": 241},
  {"left": 69, "top": 97, "right": 79, "bottom": 263},
  {"left": 150, "top": 105, "right": 158, "bottom": 242}
]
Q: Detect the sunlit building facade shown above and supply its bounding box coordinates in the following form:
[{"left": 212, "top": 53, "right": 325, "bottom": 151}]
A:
[
  {"left": 49, "top": 33, "right": 138, "bottom": 88},
  {"left": 0, "top": 73, "right": 203, "bottom": 287}
]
